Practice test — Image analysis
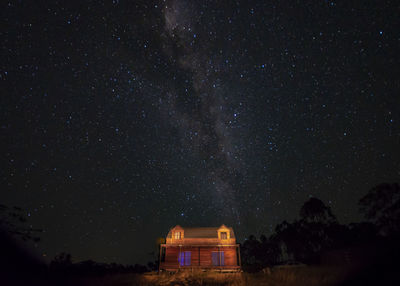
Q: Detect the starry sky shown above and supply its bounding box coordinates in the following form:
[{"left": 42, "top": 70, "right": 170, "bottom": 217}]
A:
[{"left": 1, "top": 0, "right": 399, "bottom": 265}]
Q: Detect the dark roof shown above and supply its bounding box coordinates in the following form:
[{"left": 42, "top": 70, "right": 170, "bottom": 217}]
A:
[{"left": 167, "top": 226, "right": 235, "bottom": 239}]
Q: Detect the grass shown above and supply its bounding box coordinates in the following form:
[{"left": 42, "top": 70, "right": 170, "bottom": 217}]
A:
[{"left": 63, "top": 266, "right": 349, "bottom": 286}]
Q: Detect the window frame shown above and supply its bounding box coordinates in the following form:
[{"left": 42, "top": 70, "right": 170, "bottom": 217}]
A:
[
  {"left": 174, "top": 231, "right": 181, "bottom": 240},
  {"left": 179, "top": 251, "right": 191, "bottom": 266},
  {"left": 220, "top": 232, "right": 228, "bottom": 240}
]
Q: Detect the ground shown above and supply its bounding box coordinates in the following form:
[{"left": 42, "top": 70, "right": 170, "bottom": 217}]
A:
[
  {"left": 5, "top": 263, "right": 398, "bottom": 285},
  {"left": 61, "top": 266, "right": 349, "bottom": 286}
]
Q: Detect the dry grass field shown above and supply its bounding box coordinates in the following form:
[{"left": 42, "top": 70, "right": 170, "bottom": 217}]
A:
[{"left": 67, "top": 266, "right": 349, "bottom": 286}]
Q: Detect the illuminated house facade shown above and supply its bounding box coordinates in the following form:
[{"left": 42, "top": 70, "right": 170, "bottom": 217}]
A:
[{"left": 159, "top": 224, "right": 241, "bottom": 271}]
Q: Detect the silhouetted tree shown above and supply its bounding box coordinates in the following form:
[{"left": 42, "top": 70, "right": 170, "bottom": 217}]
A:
[
  {"left": 241, "top": 235, "right": 262, "bottom": 272},
  {"left": 132, "top": 263, "right": 148, "bottom": 273},
  {"left": 0, "top": 204, "right": 42, "bottom": 242},
  {"left": 258, "top": 235, "right": 280, "bottom": 267},
  {"left": 347, "top": 222, "right": 378, "bottom": 244},
  {"left": 272, "top": 198, "right": 341, "bottom": 264},
  {"left": 241, "top": 233, "right": 280, "bottom": 272},
  {"left": 50, "top": 252, "right": 73, "bottom": 273},
  {"left": 359, "top": 182, "right": 400, "bottom": 236},
  {"left": 147, "top": 261, "right": 157, "bottom": 271},
  {"left": 0, "top": 204, "right": 46, "bottom": 280},
  {"left": 300, "top": 197, "right": 337, "bottom": 224},
  {"left": 272, "top": 221, "right": 303, "bottom": 262}
]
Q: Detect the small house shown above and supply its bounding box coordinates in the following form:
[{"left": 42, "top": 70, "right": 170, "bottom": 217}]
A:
[{"left": 159, "top": 224, "right": 241, "bottom": 271}]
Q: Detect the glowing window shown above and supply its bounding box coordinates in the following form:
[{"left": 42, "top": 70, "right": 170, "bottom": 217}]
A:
[
  {"left": 220, "top": 232, "right": 227, "bottom": 239},
  {"left": 179, "top": 251, "right": 191, "bottom": 266},
  {"left": 174, "top": 232, "right": 181, "bottom": 239}
]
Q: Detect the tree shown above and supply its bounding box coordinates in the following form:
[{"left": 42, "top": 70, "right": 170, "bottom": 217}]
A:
[
  {"left": 258, "top": 235, "right": 280, "bottom": 267},
  {"left": 359, "top": 183, "right": 400, "bottom": 236},
  {"left": 271, "top": 198, "right": 340, "bottom": 264},
  {"left": 241, "top": 235, "right": 262, "bottom": 272},
  {"left": 0, "top": 204, "right": 42, "bottom": 242},
  {"left": 272, "top": 221, "right": 303, "bottom": 262},
  {"left": 50, "top": 252, "right": 72, "bottom": 273},
  {"left": 300, "top": 197, "right": 336, "bottom": 224}
]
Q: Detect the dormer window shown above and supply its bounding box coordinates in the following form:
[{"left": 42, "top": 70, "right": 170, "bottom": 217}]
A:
[
  {"left": 220, "top": 232, "right": 227, "bottom": 240},
  {"left": 174, "top": 232, "right": 181, "bottom": 239},
  {"left": 218, "top": 225, "right": 230, "bottom": 240}
]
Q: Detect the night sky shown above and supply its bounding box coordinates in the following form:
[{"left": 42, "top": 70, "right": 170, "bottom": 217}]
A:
[{"left": 1, "top": 0, "right": 399, "bottom": 265}]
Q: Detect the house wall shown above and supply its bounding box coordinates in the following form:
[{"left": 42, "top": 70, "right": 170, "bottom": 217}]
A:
[
  {"left": 163, "top": 246, "right": 180, "bottom": 269},
  {"left": 199, "top": 246, "right": 237, "bottom": 266},
  {"left": 161, "top": 246, "right": 238, "bottom": 270}
]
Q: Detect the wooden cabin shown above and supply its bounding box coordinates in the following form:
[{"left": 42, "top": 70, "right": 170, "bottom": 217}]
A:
[{"left": 159, "top": 224, "right": 241, "bottom": 271}]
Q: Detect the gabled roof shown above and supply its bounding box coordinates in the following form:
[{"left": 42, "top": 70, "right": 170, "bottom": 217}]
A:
[{"left": 167, "top": 225, "right": 235, "bottom": 239}]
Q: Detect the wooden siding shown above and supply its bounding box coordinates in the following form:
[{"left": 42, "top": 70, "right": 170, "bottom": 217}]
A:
[
  {"left": 164, "top": 246, "right": 179, "bottom": 267},
  {"left": 223, "top": 246, "right": 238, "bottom": 266},
  {"left": 160, "top": 245, "right": 239, "bottom": 270}
]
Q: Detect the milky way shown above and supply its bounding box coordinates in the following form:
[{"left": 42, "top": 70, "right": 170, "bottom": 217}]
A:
[{"left": 161, "top": 0, "right": 243, "bottom": 220}]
